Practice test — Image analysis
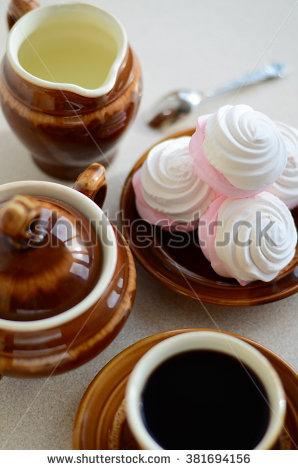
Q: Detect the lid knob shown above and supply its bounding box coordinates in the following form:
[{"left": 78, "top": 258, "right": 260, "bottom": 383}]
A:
[{"left": 0, "top": 195, "right": 41, "bottom": 248}]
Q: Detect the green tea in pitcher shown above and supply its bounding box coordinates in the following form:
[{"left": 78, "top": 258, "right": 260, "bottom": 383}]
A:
[{"left": 18, "top": 11, "right": 118, "bottom": 90}]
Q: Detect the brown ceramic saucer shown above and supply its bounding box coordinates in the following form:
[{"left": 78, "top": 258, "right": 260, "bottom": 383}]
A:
[
  {"left": 72, "top": 328, "right": 298, "bottom": 450},
  {"left": 120, "top": 128, "right": 298, "bottom": 306}
]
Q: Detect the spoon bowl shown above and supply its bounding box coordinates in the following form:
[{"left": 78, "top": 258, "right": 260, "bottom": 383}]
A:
[{"left": 147, "top": 62, "right": 287, "bottom": 129}]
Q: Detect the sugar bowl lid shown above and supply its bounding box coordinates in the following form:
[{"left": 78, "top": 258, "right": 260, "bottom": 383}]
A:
[{"left": 0, "top": 168, "right": 106, "bottom": 322}]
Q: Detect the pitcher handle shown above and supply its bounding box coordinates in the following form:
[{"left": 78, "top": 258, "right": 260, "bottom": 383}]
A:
[
  {"left": 73, "top": 164, "right": 107, "bottom": 209},
  {"left": 7, "top": 0, "right": 39, "bottom": 29}
]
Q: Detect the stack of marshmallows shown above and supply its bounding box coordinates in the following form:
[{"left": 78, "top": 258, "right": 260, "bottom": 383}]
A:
[{"left": 133, "top": 105, "right": 298, "bottom": 285}]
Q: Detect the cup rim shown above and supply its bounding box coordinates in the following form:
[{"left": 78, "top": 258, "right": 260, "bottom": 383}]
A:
[
  {"left": 0, "top": 180, "right": 117, "bottom": 332},
  {"left": 7, "top": 3, "right": 128, "bottom": 97},
  {"left": 126, "top": 331, "right": 286, "bottom": 450}
]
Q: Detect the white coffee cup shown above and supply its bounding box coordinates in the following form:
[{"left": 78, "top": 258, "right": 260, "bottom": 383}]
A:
[{"left": 126, "top": 331, "right": 286, "bottom": 450}]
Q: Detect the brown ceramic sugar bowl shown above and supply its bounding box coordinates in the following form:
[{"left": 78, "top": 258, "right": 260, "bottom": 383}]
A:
[
  {"left": 0, "top": 164, "right": 136, "bottom": 378},
  {"left": 0, "top": 1, "right": 142, "bottom": 179}
]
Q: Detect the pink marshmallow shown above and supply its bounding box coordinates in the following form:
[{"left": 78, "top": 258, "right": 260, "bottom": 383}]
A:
[
  {"left": 198, "top": 196, "right": 250, "bottom": 286},
  {"left": 189, "top": 115, "right": 267, "bottom": 198},
  {"left": 132, "top": 169, "right": 200, "bottom": 232}
]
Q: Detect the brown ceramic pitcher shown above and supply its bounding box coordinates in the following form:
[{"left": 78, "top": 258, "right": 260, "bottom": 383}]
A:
[{"left": 0, "top": 1, "right": 142, "bottom": 179}]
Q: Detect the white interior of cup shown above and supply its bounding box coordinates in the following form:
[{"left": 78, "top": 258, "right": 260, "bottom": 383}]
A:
[
  {"left": 0, "top": 180, "right": 117, "bottom": 332},
  {"left": 7, "top": 3, "right": 127, "bottom": 97},
  {"left": 126, "top": 331, "right": 286, "bottom": 450}
]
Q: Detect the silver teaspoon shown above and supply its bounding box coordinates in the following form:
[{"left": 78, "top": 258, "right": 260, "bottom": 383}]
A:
[{"left": 147, "top": 62, "right": 287, "bottom": 129}]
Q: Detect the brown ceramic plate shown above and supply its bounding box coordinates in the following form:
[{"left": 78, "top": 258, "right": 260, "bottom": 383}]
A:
[
  {"left": 120, "top": 128, "right": 298, "bottom": 306},
  {"left": 72, "top": 328, "right": 298, "bottom": 450}
]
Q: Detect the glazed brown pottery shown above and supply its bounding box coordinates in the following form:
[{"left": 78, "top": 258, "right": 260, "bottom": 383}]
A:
[
  {"left": 0, "top": 163, "right": 136, "bottom": 377},
  {"left": 0, "top": 1, "right": 142, "bottom": 179},
  {"left": 0, "top": 194, "right": 102, "bottom": 321},
  {"left": 120, "top": 128, "right": 298, "bottom": 307},
  {"left": 72, "top": 328, "right": 298, "bottom": 450}
]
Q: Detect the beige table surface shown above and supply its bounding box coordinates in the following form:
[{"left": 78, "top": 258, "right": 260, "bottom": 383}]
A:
[{"left": 0, "top": 0, "right": 297, "bottom": 450}]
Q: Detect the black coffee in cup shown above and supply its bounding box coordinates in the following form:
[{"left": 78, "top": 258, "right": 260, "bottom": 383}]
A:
[{"left": 141, "top": 350, "right": 270, "bottom": 449}]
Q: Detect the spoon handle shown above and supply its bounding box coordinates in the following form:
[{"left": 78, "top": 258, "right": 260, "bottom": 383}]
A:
[{"left": 205, "top": 63, "right": 287, "bottom": 98}]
